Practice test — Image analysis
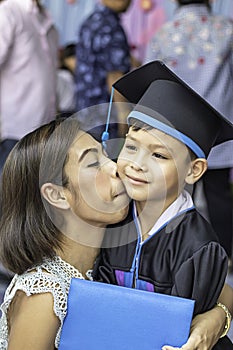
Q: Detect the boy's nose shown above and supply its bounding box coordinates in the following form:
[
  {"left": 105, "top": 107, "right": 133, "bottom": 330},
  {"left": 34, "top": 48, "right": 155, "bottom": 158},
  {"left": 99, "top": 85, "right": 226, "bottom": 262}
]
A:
[{"left": 129, "top": 154, "right": 147, "bottom": 172}]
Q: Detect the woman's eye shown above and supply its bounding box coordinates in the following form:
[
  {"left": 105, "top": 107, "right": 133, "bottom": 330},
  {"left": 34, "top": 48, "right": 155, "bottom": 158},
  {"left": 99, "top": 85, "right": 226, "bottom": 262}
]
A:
[{"left": 87, "top": 161, "right": 100, "bottom": 167}]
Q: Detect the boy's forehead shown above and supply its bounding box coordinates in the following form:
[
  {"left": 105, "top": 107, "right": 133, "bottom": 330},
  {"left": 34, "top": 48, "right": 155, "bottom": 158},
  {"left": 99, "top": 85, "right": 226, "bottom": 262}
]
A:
[{"left": 128, "top": 126, "right": 188, "bottom": 154}]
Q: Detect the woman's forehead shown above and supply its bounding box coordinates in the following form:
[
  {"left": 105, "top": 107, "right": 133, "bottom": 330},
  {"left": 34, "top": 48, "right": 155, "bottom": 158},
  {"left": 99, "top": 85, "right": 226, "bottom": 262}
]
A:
[
  {"left": 69, "top": 132, "right": 101, "bottom": 159},
  {"left": 72, "top": 131, "right": 98, "bottom": 147}
]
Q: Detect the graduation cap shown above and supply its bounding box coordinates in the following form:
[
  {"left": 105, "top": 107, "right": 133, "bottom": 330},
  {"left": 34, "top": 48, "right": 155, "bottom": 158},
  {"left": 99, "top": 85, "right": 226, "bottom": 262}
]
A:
[{"left": 111, "top": 60, "right": 233, "bottom": 158}]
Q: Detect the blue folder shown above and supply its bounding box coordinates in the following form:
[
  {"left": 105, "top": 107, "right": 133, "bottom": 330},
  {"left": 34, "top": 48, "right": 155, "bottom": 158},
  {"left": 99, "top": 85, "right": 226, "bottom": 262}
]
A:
[{"left": 59, "top": 278, "right": 195, "bottom": 350}]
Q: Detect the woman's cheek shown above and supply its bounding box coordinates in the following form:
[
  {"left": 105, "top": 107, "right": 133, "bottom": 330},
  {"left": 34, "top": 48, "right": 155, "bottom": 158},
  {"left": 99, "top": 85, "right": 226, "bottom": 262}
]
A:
[
  {"left": 117, "top": 158, "right": 126, "bottom": 178},
  {"left": 95, "top": 172, "right": 111, "bottom": 202}
]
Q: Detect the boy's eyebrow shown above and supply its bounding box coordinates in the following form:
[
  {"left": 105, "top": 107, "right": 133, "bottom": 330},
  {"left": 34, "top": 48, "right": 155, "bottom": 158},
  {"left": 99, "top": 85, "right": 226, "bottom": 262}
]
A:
[
  {"left": 79, "top": 148, "right": 98, "bottom": 162},
  {"left": 126, "top": 133, "right": 172, "bottom": 153},
  {"left": 149, "top": 143, "right": 172, "bottom": 153}
]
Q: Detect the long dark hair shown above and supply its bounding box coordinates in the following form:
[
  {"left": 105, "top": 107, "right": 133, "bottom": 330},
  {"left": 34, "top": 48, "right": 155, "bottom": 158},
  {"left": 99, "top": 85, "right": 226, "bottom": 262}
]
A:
[{"left": 0, "top": 118, "right": 81, "bottom": 274}]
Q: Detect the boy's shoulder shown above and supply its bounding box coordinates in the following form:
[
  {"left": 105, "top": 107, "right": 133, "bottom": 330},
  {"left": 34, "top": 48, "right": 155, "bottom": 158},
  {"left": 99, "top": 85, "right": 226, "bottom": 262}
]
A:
[
  {"left": 161, "top": 208, "right": 218, "bottom": 240},
  {"left": 150, "top": 208, "right": 220, "bottom": 255},
  {"left": 142, "top": 209, "right": 223, "bottom": 274}
]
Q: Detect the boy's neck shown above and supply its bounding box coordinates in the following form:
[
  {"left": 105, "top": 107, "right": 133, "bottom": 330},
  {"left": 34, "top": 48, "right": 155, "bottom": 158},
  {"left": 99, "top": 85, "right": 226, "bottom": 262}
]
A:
[
  {"left": 135, "top": 200, "right": 166, "bottom": 240},
  {"left": 135, "top": 192, "right": 182, "bottom": 240},
  {"left": 135, "top": 190, "right": 193, "bottom": 241}
]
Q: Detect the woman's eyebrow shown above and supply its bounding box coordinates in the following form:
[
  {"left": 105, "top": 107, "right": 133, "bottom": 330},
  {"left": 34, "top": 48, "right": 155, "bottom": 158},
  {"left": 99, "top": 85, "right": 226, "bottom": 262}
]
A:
[
  {"left": 79, "top": 148, "right": 98, "bottom": 162},
  {"left": 126, "top": 134, "right": 136, "bottom": 141}
]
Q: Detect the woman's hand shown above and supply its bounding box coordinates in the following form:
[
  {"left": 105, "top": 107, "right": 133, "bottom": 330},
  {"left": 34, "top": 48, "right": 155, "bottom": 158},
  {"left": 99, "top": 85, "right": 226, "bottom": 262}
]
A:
[
  {"left": 162, "top": 306, "right": 226, "bottom": 350},
  {"left": 162, "top": 284, "right": 233, "bottom": 350}
]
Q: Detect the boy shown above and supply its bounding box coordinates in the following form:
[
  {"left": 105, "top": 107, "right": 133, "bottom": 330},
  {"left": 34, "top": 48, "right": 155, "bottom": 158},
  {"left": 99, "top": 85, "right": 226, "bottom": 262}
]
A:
[{"left": 97, "top": 61, "right": 233, "bottom": 349}]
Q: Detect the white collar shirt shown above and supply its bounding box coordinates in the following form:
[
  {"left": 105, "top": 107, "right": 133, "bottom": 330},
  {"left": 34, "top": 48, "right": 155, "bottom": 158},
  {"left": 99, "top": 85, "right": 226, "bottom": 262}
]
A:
[{"left": 133, "top": 190, "right": 194, "bottom": 237}]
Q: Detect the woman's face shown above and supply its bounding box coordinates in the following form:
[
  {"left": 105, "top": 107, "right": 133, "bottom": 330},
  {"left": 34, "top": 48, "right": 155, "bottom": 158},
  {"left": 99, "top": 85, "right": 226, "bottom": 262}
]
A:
[{"left": 64, "top": 131, "right": 129, "bottom": 225}]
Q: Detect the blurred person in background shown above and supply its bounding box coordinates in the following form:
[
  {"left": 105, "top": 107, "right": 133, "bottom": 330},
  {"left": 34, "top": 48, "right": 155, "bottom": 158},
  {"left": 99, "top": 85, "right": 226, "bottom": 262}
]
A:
[
  {"left": 145, "top": 0, "right": 233, "bottom": 263},
  {"left": 0, "top": 0, "right": 58, "bottom": 176},
  {"left": 57, "top": 43, "right": 76, "bottom": 117}
]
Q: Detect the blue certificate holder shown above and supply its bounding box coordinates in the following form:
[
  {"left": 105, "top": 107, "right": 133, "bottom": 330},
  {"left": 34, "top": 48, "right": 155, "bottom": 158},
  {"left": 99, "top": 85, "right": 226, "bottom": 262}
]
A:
[{"left": 59, "top": 278, "right": 195, "bottom": 350}]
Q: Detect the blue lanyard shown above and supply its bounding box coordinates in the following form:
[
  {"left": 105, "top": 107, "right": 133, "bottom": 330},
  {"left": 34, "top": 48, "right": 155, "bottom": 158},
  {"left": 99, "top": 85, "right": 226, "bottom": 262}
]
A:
[{"left": 101, "top": 87, "right": 114, "bottom": 150}]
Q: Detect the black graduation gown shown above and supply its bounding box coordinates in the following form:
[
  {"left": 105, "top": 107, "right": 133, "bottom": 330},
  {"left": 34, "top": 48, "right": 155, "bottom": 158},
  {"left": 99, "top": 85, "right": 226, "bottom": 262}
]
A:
[{"left": 95, "top": 205, "right": 233, "bottom": 349}]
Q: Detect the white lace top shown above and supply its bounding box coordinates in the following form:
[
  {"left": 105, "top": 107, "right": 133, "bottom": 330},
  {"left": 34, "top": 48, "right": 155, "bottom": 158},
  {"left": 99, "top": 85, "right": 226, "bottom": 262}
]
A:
[{"left": 0, "top": 256, "right": 92, "bottom": 349}]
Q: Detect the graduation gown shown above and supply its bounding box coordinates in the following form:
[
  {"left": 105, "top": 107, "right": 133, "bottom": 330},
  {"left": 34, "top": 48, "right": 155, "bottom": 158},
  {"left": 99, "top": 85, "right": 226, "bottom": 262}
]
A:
[{"left": 95, "top": 204, "right": 232, "bottom": 349}]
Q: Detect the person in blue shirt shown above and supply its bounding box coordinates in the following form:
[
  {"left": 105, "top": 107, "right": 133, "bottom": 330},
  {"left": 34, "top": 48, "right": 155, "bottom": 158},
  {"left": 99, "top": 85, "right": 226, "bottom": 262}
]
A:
[{"left": 75, "top": 0, "right": 132, "bottom": 141}]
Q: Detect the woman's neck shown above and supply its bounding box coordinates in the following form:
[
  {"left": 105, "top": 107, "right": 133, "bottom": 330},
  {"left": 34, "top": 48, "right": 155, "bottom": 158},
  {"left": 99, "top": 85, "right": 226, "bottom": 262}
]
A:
[
  {"left": 57, "top": 236, "right": 101, "bottom": 278},
  {"left": 60, "top": 209, "right": 106, "bottom": 247},
  {"left": 56, "top": 212, "right": 106, "bottom": 277}
]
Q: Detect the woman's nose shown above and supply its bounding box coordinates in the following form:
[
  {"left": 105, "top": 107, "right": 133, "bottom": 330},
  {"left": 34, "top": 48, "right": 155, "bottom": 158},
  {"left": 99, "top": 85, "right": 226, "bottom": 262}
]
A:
[{"left": 103, "top": 158, "right": 118, "bottom": 177}]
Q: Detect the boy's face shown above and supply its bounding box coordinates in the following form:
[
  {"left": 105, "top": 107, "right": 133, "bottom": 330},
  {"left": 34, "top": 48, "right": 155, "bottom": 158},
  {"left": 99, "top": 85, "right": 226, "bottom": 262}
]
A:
[{"left": 117, "top": 127, "right": 193, "bottom": 210}]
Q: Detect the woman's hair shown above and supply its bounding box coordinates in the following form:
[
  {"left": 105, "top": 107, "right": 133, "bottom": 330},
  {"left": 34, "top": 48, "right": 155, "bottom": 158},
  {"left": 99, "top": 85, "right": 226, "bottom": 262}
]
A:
[{"left": 0, "top": 117, "right": 81, "bottom": 274}]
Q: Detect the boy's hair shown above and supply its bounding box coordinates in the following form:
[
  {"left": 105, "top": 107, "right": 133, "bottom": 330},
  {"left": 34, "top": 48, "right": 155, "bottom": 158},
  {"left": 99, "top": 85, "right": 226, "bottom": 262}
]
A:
[
  {"left": 177, "top": 0, "right": 210, "bottom": 6},
  {"left": 130, "top": 120, "right": 196, "bottom": 161},
  {"left": 0, "top": 118, "right": 81, "bottom": 274}
]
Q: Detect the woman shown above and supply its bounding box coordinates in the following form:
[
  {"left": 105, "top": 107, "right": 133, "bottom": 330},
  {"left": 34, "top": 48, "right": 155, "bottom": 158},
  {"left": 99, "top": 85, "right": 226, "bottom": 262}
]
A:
[{"left": 0, "top": 117, "right": 129, "bottom": 349}]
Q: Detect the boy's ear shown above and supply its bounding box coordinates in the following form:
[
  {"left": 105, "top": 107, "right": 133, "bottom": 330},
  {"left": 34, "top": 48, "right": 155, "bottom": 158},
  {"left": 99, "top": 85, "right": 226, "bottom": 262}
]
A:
[
  {"left": 185, "top": 158, "right": 208, "bottom": 185},
  {"left": 40, "top": 183, "right": 70, "bottom": 210}
]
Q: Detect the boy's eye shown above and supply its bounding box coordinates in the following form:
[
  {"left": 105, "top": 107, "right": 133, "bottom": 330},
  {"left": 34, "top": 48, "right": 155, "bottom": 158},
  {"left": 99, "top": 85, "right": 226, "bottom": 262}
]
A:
[{"left": 152, "top": 152, "right": 167, "bottom": 160}]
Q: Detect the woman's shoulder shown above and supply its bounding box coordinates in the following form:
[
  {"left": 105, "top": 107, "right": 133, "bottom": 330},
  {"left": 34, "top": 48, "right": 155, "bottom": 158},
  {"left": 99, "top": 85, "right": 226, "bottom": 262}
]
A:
[
  {"left": 0, "top": 257, "right": 73, "bottom": 349},
  {"left": 3, "top": 257, "right": 72, "bottom": 317},
  {"left": 12, "top": 259, "right": 69, "bottom": 293}
]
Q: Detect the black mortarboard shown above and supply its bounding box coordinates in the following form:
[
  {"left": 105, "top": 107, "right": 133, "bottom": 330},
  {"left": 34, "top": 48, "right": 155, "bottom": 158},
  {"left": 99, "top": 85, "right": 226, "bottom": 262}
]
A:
[{"left": 113, "top": 60, "right": 233, "bottom": 158}]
